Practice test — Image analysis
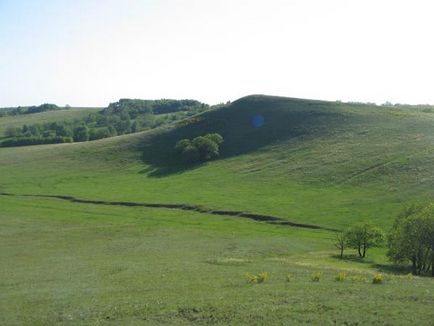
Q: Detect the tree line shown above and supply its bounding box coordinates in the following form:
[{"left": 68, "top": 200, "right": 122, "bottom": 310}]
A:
[
  {"left": 0, "top": 103, "right": 62, "bottom": 117},
  {"left": 1, "top": 99, "right": 210, "bottom": 147}
]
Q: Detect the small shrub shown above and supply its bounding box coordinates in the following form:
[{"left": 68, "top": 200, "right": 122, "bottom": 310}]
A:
[
  {"left": 372, "top": 273, "right": 385, "bottom": 284},
  {"left": 335, "top": 272, "right": 347, "bottom": 282},
  {"left": 246, "top": 272, "right": 268, "bottom": 284},
  {"left": 311, "top": 272, "right": 322, "bottom": 282},
  {"left": 245, "top": 273, "right": 257, "bottom": 283},
  {"left": 257, "top": 272, "right": 268, "bottom": 283}
]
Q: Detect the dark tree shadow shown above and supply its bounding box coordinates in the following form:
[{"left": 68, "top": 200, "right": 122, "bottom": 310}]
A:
[
  {"left": 331, "top": 254, "right": 418, "bottom": 276},
  {"left": 139, "top": 163, "right": 204, "bottom": 178},
  {"left": 371, "top": 263, "right": 412, "bottom": 275},
  {"left": 331, "top": 254, "right": 374, "bottom": 264},
  {"left": 138, "top": 96, "right": 353, "bottom": 178}
]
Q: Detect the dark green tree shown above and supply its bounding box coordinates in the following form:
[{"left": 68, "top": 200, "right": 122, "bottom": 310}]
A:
[
  {"left": 345, "top": 222, "right": 384, "bottom": 258},
  {"left": 192, "top": 136, "right": 220, "bottom": 161},
  {"left": 89, "top": 127, "right": 111, "bottom": 140},
  {"left": 175, "top": 133, "right": 224, "bottom": 163},
  {"left": 388, "top": 204, "right": 434, "bottom": 275},
  {"left": 73, "top": 125, "right": 90, "bottom": 142},
  {"left": 28, "top": 124, "right": 41, "bottom": 137},
  {"left": 204, "top": 133, "right": 224, "bottom": 146}
]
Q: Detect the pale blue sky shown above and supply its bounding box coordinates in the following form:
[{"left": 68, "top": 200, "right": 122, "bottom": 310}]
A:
[{"left": 1, "top": 0, "right": 434, "bottom": 107}]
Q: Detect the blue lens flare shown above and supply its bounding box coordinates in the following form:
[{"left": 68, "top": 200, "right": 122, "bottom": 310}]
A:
[{"left": 251, "top": 115, "right": 265, "bottom": 128}]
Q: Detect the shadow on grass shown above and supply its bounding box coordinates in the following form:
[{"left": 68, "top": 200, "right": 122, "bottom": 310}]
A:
[
  {"left": 331, "top": 254, "right": 373, "bottom": 263},
  {"left": 139, "top": 162, "right": 206, "bottom": 178},
  {"left": 372, "top": 263, "right": 412, "bottom": 275},
  {"left": 331, "top": 254, "right": 413, "bottom": 275}
]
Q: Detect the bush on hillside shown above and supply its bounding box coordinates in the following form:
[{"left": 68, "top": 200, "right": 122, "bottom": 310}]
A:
[
  {"left": 175, "top": 133, "right": 224, "bottom": 163},
  {"left": 335, "top": 272, "right": 347, "bottom": 282},
  {"left": 246, "top": 272, "right": 268, "bottom": 284},
  {"left": 372, "top": 273, "right": 385, "bottom": 284},
  {"left": 311, "top": 272, "right": 322, "bottom": 282}
]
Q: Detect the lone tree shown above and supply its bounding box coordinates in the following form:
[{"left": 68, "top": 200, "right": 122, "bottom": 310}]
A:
[
  {"left": 387, "top": 203, "right": 434, "bottom": 276},
  {"left": 345, "top": 222, "right": 384, "bottom": 258},
  {"left": 175, "top": 133, "right": 223, "bottom": 163},
  {"left": 334, "top": 231, "right": 346, "bottom": 259}
]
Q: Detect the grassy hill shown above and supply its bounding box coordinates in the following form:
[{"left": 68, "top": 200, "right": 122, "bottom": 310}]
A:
[
  {"left": 0, "top": 95, "right": 432, "bottom": 228},
  {"left": 1, "top": 95, "right": 433, "bottom": 324}
]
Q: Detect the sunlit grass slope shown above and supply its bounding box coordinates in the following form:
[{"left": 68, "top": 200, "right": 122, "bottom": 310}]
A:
[
  {"left": 0, "top": 107, "right": 102, "bottom": 137},
  {"left": 0, "top": 95, "right": 433, "bottom": 229}
]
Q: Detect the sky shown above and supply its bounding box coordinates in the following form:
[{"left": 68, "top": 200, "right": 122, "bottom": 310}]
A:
[{"left": 1, "top": 0, "right": 434, "bottom": 107}]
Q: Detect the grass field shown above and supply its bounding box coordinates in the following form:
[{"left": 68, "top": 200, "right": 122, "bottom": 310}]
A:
[
  {"left": 0, "top": 95, "right": 433, "bottom": 324},
  {"left": 0, "top": 107, "right": 102, "bottom": 138},
  {"left": 1, "top": 195, "right": 433, "bottom": 325}
]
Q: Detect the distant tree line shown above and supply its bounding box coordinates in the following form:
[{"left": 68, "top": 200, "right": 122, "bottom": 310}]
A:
[
  {"left": 0, "top": 104, "right": 61, "bottom": 117},
  {"left": 103, "top": 99, "right": 208, "bottom": 116},
  {"left": 334, "top": 203, "right": 434, "bottom": 276},
  {"left": 1, "top": 99, "right": 210, "bottom": 147},
  {"left": 1, "top": 136, "right": 73, "bottom": 147}
]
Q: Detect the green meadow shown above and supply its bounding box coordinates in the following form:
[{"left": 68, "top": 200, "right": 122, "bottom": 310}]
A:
[{"left": 1, "top": 95, "right": 433, "bottom": 325}]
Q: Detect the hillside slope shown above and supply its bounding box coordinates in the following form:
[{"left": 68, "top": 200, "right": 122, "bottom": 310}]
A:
[{"left": 0, "top": 95, "right": 433, "bottom": 228}]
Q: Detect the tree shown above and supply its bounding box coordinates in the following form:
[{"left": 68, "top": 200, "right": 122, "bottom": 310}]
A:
[
  {"left": 204, "top": 133, "right": 224, "bottom": 145},
  {"left": 28, "top": 124, "right": 41, "bottom": 137},
  {"left": 345, "top": 222, "right": 384, "bottom": 258},
  {"left": 192, "top": 136, "right": 220, "bottom": 161},
  {"left": 175, "top": 139, "right": 200, "bottom": 163},
  {"left": 388, "top": 204, "right": 434, "bottom": 275},
  {"left": 334, "top": 232, "right": 346, "bottom": 259},
  {"left": 22, "top": 124, "right": 30, "bottom": 135},
  {"left": 73, "top": 125, "right": 89, "bottom": 142},
  {"left": 175, "top": 133, "right": 224, "bottom": 163},
  {"left": 54, "top": 123, "right": 73, "bottom": 137},
  {"left": 89, "top": 127, "right": 111, "bottom": 141},
  {"left": 175, "top": 139, "right": 191, "bottom": 152}
]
